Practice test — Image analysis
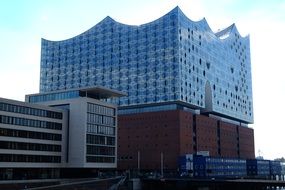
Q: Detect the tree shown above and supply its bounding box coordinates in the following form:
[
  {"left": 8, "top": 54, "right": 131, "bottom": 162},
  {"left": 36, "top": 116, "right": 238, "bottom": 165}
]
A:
[{"left": 274, "top": 157, "right": 285, "bottom": 162}]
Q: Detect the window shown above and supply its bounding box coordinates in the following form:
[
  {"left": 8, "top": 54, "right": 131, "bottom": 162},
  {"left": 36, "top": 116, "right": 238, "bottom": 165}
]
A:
[
  {"left": 0, "top": 141, "right": 61, "bottom": 152},
  {"left": 0, "top": 127, "right": 61, "bottom": 141},
  {"left": 0, "top": 115, "right": 62, "bottom": 130},
  {"left": 86, "top": 156, "right": 115, "bottom": 163},
  {"left": 0, "top": 102, "right": 62, "bottom": 119},
  {"left": 0, "top": 154, "right": 61, "bottom": 163}
]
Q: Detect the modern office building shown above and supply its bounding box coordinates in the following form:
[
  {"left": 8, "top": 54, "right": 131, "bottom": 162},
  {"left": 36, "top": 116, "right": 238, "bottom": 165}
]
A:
[
  {"left": 38, "top": 6, "right": 254, "bottom": 171},
  {"left": 0, "top": 86, "right": 124, "bottom": 180},
  {"left": 0, "top": 97, "right": 67, "bottom": 179},
  {"left": 26, "top": 86, "right": 125, "bottom": 171}
]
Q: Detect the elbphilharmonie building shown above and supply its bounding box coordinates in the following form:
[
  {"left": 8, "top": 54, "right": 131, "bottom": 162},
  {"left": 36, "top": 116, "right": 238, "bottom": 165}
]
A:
[
  {"left": 37, "top": 7, "right": 255, "bottom": 171},
  {"left": 39, "top": 7, "right": 253, "bottom": 124}
]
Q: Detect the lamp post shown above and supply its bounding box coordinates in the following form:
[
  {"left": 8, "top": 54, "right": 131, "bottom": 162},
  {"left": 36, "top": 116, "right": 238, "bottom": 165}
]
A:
[
  {"left": 137, "top": 150, "right": 140, "bottom": 175},
  {"left": 161, "top": 152, "right": 164, "bottom": 178}
]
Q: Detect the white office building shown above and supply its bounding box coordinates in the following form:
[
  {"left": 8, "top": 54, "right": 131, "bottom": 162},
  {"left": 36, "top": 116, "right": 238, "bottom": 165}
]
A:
[
  {"left": 0, "top": 97, "right": 67, "bottom": 179},
  {"left": 0, "top": 86, "right": 124, "bottom": 179}
]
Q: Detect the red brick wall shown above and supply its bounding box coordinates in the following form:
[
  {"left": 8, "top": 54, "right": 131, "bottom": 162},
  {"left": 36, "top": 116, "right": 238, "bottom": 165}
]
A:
[
  {"left": 118, "top": 110, "right": 182, "bottom": 170},
  {"left": 179, "top": 111, "right": 193, "bottom": 156},
  {"left": 117, "top": 110, "right": 255, "bottom": 171},
  {"left": 219, "top": 121, "right": 239, "bottom": 158},
  {"left": 196, "top": 115, "right": 219, "bottom": 157},
  {"left": 239, "top": 126, "right": 255, "bottom": 159}
]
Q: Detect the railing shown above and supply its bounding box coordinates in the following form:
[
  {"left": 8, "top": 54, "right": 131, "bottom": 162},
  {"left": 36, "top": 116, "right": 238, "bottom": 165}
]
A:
[{"left": 0, "top": 176, "right": 125, "bottom": 190}]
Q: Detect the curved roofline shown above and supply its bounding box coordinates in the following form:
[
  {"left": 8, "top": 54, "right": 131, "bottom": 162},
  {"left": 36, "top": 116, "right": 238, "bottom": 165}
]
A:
[
  {"left": 42, "top": 16, "right": 136, "bottom": 43},
  {"left": 42, "top": 6, "right": 248, "bottom": 43},
  {"left": 176, "top": 6, "right": 248, "bottom": 41},
  {"left": 42, "top": 6, "right": 178, "bottom": 43},
  {"left": 176, "top": 7, "right": 213, "bottom": 31},
  {"left": 215, "top": 23, "right": 249, "bottom": 41}
]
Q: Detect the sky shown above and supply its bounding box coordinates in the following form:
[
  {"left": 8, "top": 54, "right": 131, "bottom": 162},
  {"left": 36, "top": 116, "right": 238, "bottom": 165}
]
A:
[{"left": 0, "top": 0, "right": 285, "bottom": 159}]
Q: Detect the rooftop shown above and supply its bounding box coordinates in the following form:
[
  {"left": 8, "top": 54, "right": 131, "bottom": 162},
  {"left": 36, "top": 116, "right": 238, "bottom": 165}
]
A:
[{"left": 26, "top": 86, "right": 127, "bottom": 103}]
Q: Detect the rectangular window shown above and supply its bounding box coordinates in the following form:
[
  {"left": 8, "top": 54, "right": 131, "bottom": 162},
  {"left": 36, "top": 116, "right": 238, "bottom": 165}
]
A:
[
  {"left": 86, "top": 156, "right": 115, "bottom": 163},
  {"left": 0, "top": 154, "right": 61, "bottom": 163},
  {"left": 87, "top": 103, "right": 115, "bottom": 116},
  {"left": 0, "top": 102, "right": 62, "bottom": 119},
  {"left": 0, "top": 115, "right": 62, "bottom": 130}
]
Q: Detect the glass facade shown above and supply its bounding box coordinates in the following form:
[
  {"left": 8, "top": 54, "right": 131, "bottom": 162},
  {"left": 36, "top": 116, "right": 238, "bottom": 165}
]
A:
[
  {"left": 0, "top": 141, "right": 61, "bottom": 152},
  {"left": 204, "top": 157, "right": 247, "bottom": 177},
  {"left": 197, "top": 156, "right": 247, "bottom": 178},
  {"left": 246, "top": 159, "right": 271, "bottom": 176},
  {"left": 0, "top": 154, "right": 61, "bottom": 163},
  {"left": 0, "top": 127, "right": 62, "bottom": 141},
  {"left": 0, "top": 102, "right": 62, "bottom": 119},
  {"left": 28, "top": 90, "right": 79, "bottom": 103},
  {"left": 118, "top": 104, "right": 177, "bottom": 115},
  {"left": 0, "top": 115, "right": 62, "bottom": 130},
  {"left": 86, "top": 103, "right": 116, "bottom": 163},
  {"left": 39, "top": 7, "right": 253, "bottom": 123}
]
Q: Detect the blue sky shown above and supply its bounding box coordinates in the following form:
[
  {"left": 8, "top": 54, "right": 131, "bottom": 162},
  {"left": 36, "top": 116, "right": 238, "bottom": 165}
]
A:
[{"left": 0, "top": 0, "right": 285, "bottom": 159}]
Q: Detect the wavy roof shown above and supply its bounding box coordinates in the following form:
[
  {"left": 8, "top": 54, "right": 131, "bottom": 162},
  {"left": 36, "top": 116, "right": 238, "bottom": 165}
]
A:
[{"left": 43, "top": 6, "right": 247, "bottom": 42}]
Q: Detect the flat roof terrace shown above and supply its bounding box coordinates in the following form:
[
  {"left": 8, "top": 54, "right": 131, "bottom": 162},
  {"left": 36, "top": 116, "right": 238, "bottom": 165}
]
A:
[{"left": 26, "top": 86, "right": 127, "bottom": 103}]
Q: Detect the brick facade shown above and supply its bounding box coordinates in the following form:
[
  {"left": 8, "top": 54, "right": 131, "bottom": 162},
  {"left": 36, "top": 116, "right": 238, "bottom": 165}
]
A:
[{"left": 117, "top": 110, "right": 255, "bottom": 171}]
